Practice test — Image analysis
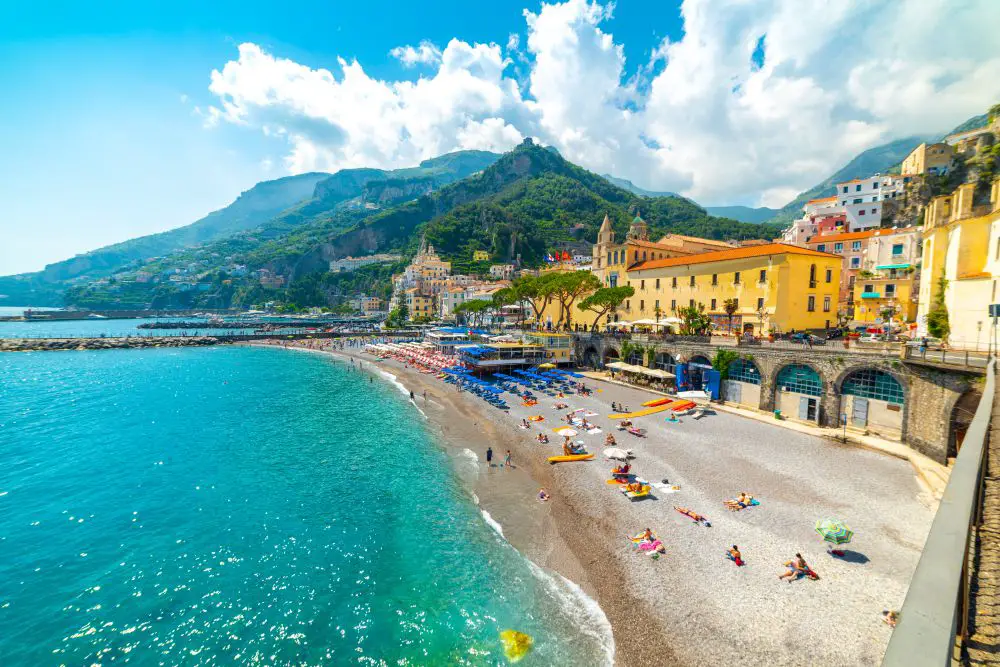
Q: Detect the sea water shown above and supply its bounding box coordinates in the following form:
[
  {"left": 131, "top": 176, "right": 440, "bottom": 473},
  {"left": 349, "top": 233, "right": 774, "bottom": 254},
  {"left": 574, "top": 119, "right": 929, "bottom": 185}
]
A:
[{"left": 0, "top": 346, "right": 611, "bottom": 665}]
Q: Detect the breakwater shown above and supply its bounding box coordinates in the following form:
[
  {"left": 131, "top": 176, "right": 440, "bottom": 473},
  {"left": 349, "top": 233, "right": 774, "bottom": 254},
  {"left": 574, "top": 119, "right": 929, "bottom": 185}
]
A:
[{"left": 0, "top": 336, "right": 222, "bottom": 352}]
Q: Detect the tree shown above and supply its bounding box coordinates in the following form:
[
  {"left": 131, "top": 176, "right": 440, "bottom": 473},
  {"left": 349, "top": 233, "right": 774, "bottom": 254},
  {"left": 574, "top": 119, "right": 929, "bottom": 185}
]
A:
[
  {"left": 515, "top": 274, "right": 560, "bottom": 327},
  {"left": 927, "top": 276, "right": 950, "bottom": 340},
  {"left": 577, "top": 285, "right": 635, "bottom": 331},
  {"left": 456, "top": 299, "right": 492, "bottom": 327},
  {"left": 722, "top": 298, "right": 739, "bottom": 333},
  {"left": 385, "top": 304, "right": 409, "bottom": 328},
  {"left": 551, "top": 271, "right": 601, "bottom": 330},
  {"left": 676, "top": 302, "right": 712, "bottom": 335},
  {"left": 711, "top": 349, "right": 741, "bottom": 379}
]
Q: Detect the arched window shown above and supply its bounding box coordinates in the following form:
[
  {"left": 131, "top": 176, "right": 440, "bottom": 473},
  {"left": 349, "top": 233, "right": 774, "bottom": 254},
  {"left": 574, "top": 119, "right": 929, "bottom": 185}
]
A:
[
  {"left": 776, "top": 364, "right": 822, "bottom": 396},
  {"left": 643, "top": 251, "right": 647, "bottom": 261},
  {"left": 842, "top": 369, "right": 904, "bottom": 405},
  {"left": 626, "top": 349, "right": 644, "bottom": 365},
  {"left": 655, "top": 352, "right": 676, "bottom": 373},
  {"left": 728, "top": 359, "right": 761, "bottom": 385}
]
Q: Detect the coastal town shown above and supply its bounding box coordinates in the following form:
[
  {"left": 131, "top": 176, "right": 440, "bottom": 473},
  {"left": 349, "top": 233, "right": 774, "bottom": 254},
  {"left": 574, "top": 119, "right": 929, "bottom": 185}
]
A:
[{"left": 4, "top": 8, "right": 1000, "bottom": 664}]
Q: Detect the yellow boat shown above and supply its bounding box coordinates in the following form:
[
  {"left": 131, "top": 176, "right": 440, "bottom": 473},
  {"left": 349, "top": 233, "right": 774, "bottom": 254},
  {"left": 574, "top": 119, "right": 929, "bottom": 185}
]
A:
[
  {"left": 608, "top": 405, "right": 672, "bottom": 419},
  {"left": 547, "top": 453, "right": 595, "bottom": 464},
  {"left": 622, "top": 484, "right": 652, "bottom": 500}
]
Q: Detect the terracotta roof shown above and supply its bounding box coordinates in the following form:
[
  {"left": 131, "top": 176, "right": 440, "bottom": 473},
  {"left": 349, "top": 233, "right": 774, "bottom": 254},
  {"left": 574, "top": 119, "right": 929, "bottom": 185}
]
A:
[
  {"left": 658, "top": 233, "right": 734, "bottom": 248},
  {"left": 624, "top": 239, "right": 692, "bottom": 252},
  {"left": 628, "top": 243, "right": 839, "bottom": 272},
  {"left": 807, "top": 227, "right": 917, "bottom": 245},
  {"left": 806, "top": 196, "right": 838, "bottom": 204}
]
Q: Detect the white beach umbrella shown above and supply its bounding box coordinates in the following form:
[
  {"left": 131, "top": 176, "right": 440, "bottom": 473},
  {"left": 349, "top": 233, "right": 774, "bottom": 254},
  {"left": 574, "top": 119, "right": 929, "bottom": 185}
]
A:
[
  {"left": 603, "top": 447, "right": 630, "bottom": 460},
  {"left": 555, "top": 427, "right": 578, "bottom": 436}
]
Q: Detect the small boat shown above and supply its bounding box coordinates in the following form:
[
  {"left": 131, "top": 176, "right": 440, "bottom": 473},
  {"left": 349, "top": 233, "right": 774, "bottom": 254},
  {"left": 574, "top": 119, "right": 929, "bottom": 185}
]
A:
[{"left": 547, "top": 453, "right": 595, "bottom": 464}]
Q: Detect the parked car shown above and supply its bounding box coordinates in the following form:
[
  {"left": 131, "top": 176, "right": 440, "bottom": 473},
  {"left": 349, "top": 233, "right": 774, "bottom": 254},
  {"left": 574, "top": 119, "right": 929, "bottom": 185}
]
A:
[
  {"left": 790, "top": 332, "right": 826, "bottom": 345},
  {"left": 826, "top": 328, "right": 844, "bottom": 339}
]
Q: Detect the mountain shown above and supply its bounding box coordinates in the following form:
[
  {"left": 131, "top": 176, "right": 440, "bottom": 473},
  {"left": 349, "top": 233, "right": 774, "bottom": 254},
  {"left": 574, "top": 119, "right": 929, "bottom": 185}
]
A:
[
  {"left": 704, "top": 205, "right": 781, "bottom": 223},
  {"left": 601, "top": 174, "right": 677, "bottom": 198},
  {"left": 60, "top": 140, "right": 782, "bottom": 310},
  {"left": 766, "top": 136, "right": 930, "bottom": 225},
  {"left": 947, "top": 114, "right": 988, "bottom": 136}
]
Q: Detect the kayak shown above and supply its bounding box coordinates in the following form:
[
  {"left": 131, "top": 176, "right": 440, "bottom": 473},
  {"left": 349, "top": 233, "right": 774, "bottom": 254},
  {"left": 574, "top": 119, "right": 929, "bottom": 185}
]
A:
[
  {"left": 641, "top": 397, "right": 672, "bottom": 407},
  {"left": 547, "top": 454, "right": 595, "bottom": 464}
]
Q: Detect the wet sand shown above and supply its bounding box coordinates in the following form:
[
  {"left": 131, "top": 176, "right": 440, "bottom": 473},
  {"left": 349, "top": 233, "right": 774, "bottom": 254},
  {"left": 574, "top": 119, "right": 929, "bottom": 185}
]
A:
[{"left": 257, "top": 340, "right": 936, "bottom": 666}]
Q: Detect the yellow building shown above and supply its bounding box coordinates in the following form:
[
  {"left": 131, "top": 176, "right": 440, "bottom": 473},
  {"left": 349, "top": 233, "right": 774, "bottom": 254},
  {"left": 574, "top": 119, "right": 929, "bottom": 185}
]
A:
[
  {"left": 901, "top": 142, "right": 954, "bottom": 176},
  {"left": 539, "top": 243, "right": 841, "bottom": 333},
  {"left": 851, "top": 275, "right": 918, "bottom": 325},
  {"left": 592, "top": 213, "right": 732, "bottom": 288},
  {"left": 403, "top": 289, "right": 436, "bottom": 319},
  {"left": 917, "top": 179, "right": 1000, "bottom": 349},
  {"left": 473, "top": 250, "right": 490, "bottom": 261},
  {"left": 524, "top": 332, "right": 574, "bottom": 364},
  {"left": 624, "top": 243, "right": 842, "bottom": 333}
]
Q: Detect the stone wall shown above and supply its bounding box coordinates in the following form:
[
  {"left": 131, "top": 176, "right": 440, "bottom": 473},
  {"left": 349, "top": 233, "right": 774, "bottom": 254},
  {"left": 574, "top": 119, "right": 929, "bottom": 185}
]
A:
[{"left": 573, "top": 334, "right": 981, "bottom": 463}]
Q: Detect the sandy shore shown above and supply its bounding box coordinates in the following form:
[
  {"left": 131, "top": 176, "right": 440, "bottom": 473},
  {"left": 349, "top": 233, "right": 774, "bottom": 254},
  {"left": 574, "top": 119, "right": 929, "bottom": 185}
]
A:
[{"left": 253, "top": 339, "right": 936, "bottom": 667}]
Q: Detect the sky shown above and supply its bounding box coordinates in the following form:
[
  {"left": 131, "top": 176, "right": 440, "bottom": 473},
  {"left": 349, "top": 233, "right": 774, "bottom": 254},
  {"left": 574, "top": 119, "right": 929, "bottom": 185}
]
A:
[{"left": 2, "top": 0, "right": 999, "bottom": 276}]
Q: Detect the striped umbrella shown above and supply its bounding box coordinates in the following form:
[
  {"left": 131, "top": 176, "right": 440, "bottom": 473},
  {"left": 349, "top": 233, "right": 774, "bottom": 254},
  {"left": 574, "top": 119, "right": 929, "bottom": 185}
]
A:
[{"left": 815, "top": 519, "right": 854, "bottom": 546}]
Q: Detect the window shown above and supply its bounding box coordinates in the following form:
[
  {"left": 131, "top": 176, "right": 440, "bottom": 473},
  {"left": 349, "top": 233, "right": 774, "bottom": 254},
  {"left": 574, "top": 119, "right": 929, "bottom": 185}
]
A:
[
  {"left": 689, "top": 298, "right": 695, "bottom": 308},
  {"left": 809, "top": 264, "right": 817, "bottom": 288},
  {"left": 642, "top": 251, "right": 647, "bottom": 261},
  {"left": 690, "top": 276, "right": 696, "bottom": 287},
  {"left": 855, "top": 184, "right": 861, "bottom": 192},
  {"left": 712, "top": 273, "right": 718, "bottom": 285},
  {"left": 842, "top": 369, "right": 904, "bottom": 404},
  {"left": 640, "top": 300, "right": 645, "bottom": 310},
  {"left": 757, "top": 297, "right": 764, "bottom": 310},
  {"left": 759, "top": 269, "right": 766, "bottom": 283},
  {"left": 655, "top": 278, "right": 660, "bottom": 289},
  {"left": 859, "top": 209, "right": 866, "bottom": 216},
  {"left": 851, "top": 241, "right": 861, "bottom": 251},
  {"left": 776, "top": 364, "right": 822, "bottom": 396},
  {"left": 873, "top": 182, "right": 878, "bottom": 189},
  {"left": 842, "top": 186, "right": 848, "bottom": 193},
  {"left": 729, "top": 359, "right": 761, "bottom": 385},
  {"left": 626, "top": 300, "right": 630, "bottom": 310},
  {"left": 864, "top": 283, "right": 874, "bottom": 293},
  {"left": 872, "top": 197, "right": 878, "bottom": 203},
  {"left": 671, "top": 277, "right": 677, "bottom": 288},
  {"left": 885, "top": 284, "right": 896, "bottom": 297},
  {"left": 807, "top": 295, "right": 816, "bottom": 312},
  {"left": 825, "top": 268, "right": 833, "bottom": 283},
  {"left": 848, "top": 275, "right": 856, "bottom": 287},
  {"left": 654, "top": 299, "right": 659, "bottom": 310},
  {"left": 853, "top": 198, "right": 862, "bottom": 204},
  {"left": 655, "top": 352, "right": 676, "bottom": 373},
  {"left": 711, "top": 298, "right": 717, "bottom": 310},
  {"left": 823, "top": 296, "right": 831, "bottom": 312},
  {"left": 841, "top": 200, "right": 847, "bottom": 206},
  {"left": 892, "top": 243, "right": 904, "bottom": 256},
  {"left": 817, "top": 244, "right": 826, "bottom": 252},
  {"left": 996, "top": 238, "right": 1000, "bottom": 260},
  {"left": 670, "top": 299, "right": 676, "bottom": 311},
  {"left": 734, "top": 272, "right": 741, "bottom": 285},
  {"left": 834, "top": 242, "right": 843, "bottom": 253},
  {"left": 640, "top": 279, "right": 645, "bottom": 290}
]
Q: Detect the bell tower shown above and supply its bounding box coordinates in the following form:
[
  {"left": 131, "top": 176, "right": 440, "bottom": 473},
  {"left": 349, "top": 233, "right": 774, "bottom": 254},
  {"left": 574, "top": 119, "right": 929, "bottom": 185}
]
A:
[{"left": 626, "top": 213, "right": 649, "bottom": 241}]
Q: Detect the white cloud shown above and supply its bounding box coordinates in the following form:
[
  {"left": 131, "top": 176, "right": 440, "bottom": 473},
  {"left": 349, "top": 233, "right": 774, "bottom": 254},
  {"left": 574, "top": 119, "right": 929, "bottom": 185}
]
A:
[
  {"left": 206, "top": 0, "right": 1000, "bottom": 207},
  {"left": 389, "top": 41, "right": 442, "bottom": 67}
]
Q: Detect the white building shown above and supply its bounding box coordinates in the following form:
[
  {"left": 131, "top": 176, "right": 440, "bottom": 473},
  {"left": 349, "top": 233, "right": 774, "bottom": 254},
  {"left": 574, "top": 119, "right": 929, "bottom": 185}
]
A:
[{"left": 834, "top": 175, "right": 908, "bottom": 231}]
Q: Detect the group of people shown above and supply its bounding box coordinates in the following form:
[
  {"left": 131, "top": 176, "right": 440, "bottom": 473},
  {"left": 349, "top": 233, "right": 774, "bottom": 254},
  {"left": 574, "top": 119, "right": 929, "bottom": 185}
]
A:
[
  {"left": 724, "top": 492, "right": 756, "bottom": 511},
  {"left": 485, "top": 446, "right": 513, "bottom": 468},
  {"left": 611, "top": 401, "right": 631, "bottom": 413}
]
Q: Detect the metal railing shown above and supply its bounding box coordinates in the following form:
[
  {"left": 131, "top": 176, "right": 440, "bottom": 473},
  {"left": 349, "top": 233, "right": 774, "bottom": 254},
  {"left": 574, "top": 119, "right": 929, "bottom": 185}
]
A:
[
  {"left": 881, "top": 358, "right": 995, "bottom": 666},
  {"left": 903, "top": 345, "right": 991, "bottom": 369}
]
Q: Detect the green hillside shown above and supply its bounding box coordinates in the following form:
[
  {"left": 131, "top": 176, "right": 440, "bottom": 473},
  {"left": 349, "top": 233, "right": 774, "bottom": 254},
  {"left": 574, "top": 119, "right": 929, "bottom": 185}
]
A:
[
  {"left": 704, "top": 205, "right": 781, "bottom": 223},
  {"left": 62, "top": 140, "right": 781, "bottom": 310}
]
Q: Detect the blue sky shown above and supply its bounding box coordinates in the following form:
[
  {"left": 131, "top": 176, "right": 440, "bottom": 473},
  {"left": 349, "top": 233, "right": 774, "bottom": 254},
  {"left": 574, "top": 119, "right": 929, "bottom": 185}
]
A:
[{"left": 2, "top": 0, "right": 998, "bottom": 276}]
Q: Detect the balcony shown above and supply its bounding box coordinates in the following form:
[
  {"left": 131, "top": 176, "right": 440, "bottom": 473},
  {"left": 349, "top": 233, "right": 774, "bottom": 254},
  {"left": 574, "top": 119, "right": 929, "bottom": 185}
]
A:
[{"left": 860, "top": 291, "right": 881, "bottom": 298}]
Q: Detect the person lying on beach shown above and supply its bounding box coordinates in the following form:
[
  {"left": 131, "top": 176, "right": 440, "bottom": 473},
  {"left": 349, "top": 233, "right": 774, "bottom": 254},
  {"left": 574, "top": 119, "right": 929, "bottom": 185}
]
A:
[
  {"left": 640, "top": 527, "right": 653, "bottom": 542},
  {"left": 538, "top": 488, "right": 551, "bottom": 502},
  {"left": 675, "top": 506, "right": 711, "bottom": 526},
  {"left": 779, "top": 553, "right": 815, "bottom": 582},
  {"left": 612, "top": 463, "right": 630, "bottom": 476},
  {"left": 618, "top": 420, "right": 632, "bottom": 429},
  {"left": 536, "top": 434, "right": 549, "bottom": 444},
  {"left": 727, "top": 545, "right": 744, "bottom": 566},
  {"left": 521, "top": 419, "right": 530, "bottom": 429},
  {"left": 605, "top": 434, "right": 617, "bottom": 446},
  {"left": 554, "top": 402, "right": 568, "bottom": 410},
  {"left": 624, "top": 482, "right": 645, "bottom": 493},
  {"left": 724, "top": 492, "right": 755, "bottom": 510}
]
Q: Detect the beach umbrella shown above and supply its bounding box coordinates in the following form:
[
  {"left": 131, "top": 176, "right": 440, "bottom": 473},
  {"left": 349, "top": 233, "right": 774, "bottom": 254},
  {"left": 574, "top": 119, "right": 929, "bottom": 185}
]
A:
[
  {"left": 555, "top": 427, "right": 578, "bottom": 437},
  {"left": 603, "top": 447, "right": 630, "bottom": 460},
  {"left": 815, "top": 519, "right": 854, "bottom": 546},
  {"left": 538, "top": 363, "right": 557, "bottom": 369}
]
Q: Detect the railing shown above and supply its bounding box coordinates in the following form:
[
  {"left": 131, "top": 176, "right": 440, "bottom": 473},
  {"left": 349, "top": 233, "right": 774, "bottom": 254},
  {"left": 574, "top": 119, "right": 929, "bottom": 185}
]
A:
[
  {"left": 881, "top": 358, "right": 995, "bottom": 666},
  {"left": 903, "top": 345, "right": 991, "bottom": 369}
]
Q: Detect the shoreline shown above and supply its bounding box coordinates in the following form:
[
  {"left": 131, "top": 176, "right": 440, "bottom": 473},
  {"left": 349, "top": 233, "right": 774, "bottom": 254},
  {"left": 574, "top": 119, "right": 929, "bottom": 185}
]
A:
[{"left": 249, "top": 339, "right": 936, "bottom": 667}]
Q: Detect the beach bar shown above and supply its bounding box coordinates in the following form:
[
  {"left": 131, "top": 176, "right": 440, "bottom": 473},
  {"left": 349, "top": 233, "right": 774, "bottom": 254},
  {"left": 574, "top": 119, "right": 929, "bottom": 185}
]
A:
[{"left": 457, "top": 342, "right": 547, "bottom": 371}]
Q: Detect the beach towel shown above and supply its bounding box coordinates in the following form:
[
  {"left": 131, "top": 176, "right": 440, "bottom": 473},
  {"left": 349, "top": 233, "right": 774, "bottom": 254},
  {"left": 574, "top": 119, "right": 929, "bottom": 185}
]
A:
[
  {"left": 528, "top": 416, "right": 544, "bottom": 422},
  {"left": 652, "top": 484, "right": 680, "bottom": 494},
  {"left": 638, "top": 539, "right": 662, "bottom": 552},
  {"left": 587, "top": 428, "right": 602, "bottom": 435}
]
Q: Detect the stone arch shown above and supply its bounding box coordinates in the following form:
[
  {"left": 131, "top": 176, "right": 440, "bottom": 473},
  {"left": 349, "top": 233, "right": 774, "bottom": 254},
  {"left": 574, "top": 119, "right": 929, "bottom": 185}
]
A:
[
  {"left": 832, "top": 364, "right": 909, "bottom": 440},
  {"left": 602, "top": 344, "right": 621, "bottom": 367},
  {"left": 727, "top": 358, "right": 762, "bottom": 384},
  {"left": 948, "top": 388, "right": 981, "bottom": 459},
  {"left": 654, "top": 351, "right": 676, "bottom": 374},
  {"left": 581, "top": 344, "right": 600, "bottom": 369},
  {"left": 770, "top": 361, "right": 826, "bottom": 422}
]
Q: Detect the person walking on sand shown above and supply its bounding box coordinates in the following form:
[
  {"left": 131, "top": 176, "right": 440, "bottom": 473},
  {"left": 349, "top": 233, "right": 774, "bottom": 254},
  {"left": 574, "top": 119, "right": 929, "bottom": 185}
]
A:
[
  {"left": 486, "top": 447, "right": 493, "bottom": 466},
  {"left": 504, "top": 450, "right": 512, "bottom": 468}
]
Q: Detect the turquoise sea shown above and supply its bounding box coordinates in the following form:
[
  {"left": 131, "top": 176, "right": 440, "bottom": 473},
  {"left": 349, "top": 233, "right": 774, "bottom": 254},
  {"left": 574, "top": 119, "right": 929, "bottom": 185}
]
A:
[
  {"left": 0, "top": 346, "right": 611, "bottom": 665},
  {"left": 0, "top": 317, "right": 257, "bottom": 339}
]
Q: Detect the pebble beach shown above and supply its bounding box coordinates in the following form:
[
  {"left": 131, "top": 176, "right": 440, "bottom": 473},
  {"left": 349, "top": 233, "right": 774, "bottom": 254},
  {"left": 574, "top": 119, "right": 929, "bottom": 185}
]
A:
[{"left": 268, "top": 339, "right": 937, "bottom": 667}]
